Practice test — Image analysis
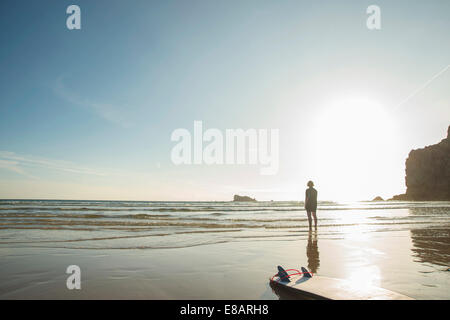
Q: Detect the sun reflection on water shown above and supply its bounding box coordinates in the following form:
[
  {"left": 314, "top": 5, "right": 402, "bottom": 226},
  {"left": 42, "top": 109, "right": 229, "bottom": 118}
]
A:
[{"left": 347, "top": 265, "right": 381, "bottom": 289}]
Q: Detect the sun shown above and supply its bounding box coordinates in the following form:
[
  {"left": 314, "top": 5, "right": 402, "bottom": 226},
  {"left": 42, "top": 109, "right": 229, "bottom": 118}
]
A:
[
  {"left": 311, "top": 98, "right": 396, "bottom": 201},
  {"left": 316, "top": 98, "right": 393, "bottom": 146}
]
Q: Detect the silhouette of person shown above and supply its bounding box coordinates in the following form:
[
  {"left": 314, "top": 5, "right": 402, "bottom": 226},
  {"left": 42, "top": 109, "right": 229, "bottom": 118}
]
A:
[
  {"left": 306, "top": 230, "right": 320, "bottom": 273},
  {"left": 305, "top": 180, "right": 318, "bottom": 229}
]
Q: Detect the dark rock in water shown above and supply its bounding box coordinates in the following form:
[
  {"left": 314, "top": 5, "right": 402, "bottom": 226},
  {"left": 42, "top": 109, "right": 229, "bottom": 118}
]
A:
[
  {"left": 389, "top": 193, "right": 409, "bottom": 201},
  {"left": 389, "top": 126, "right": 450, "bottom": 201},
  {"left": 233, "top": 195, "right": 256, "bottom": 202},
  {"left": 372, "top": 196, "right": 384, "bottom": 201}
]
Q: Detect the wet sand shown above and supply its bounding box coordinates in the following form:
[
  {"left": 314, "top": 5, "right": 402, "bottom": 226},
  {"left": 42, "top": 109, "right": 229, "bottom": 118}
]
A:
[{"left": 1, "top": 228, "right": 448, "bottom": 299}]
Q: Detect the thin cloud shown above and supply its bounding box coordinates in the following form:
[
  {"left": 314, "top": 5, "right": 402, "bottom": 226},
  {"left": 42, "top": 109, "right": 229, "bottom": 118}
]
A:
[
  {"left": 0, "top": 151, "right": 111, "bottom": 178},
  {"left": 53, "top": 77, "right": 133, "bottom": 128},
  {"left": 0, "top": 159, "right": 26, "bottom": 175}
]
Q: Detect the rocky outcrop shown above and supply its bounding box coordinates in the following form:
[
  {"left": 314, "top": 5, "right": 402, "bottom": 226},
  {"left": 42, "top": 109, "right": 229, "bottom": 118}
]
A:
[
  {"left": 390, "top": 126, "right": 450, "bottom": 201},
  {"left": 372, "top": 196, "right": 384, "bottom": 201},
  {"left": 389, "top": 193, "right": 409, "bottom": 201},
  {"left": 233, "top": 195, "right": 256, "bottom": 202}
]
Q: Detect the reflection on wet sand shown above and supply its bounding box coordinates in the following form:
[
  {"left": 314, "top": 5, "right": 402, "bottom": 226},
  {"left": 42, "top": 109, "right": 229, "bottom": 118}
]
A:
[
  {"left": 270, "top": 230, "right": 321, "bottom": 300},
  {"left": 307, "top": 230, "right": 320, "bottom": 273},
  {"left": 408, "top": 208, "right": 450, "bottom": 267},
  {"left": 410, "top": 228, "right": 450, "bottom": 267}
]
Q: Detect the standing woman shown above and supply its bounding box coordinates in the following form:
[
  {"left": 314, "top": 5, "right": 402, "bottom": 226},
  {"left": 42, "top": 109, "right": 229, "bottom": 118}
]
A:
[{"left": 305, "top": 181, "right": 318, "bottom": 229}]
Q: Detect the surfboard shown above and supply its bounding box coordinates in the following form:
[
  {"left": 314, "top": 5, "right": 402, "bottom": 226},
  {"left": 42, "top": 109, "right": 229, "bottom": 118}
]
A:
[{"left": 270, "top": 266, "right": 414, "bottom": 300}]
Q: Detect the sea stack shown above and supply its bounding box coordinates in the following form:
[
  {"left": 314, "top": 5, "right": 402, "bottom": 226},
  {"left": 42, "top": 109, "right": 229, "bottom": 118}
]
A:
[
  {"left": 233, "top": 195, "right": 257, "bottom": 202},
  {"left": 391, "top": 125, "right": 450, "bottom": 200}
]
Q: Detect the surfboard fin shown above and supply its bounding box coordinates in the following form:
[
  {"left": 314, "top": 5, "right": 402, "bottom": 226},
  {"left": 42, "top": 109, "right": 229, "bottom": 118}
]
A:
[
  {"left": 277, "top": 265, "right": 291, "bottom": 282},
  {"left": 301, "top": 266, "right": 312, "bottom": 278}
]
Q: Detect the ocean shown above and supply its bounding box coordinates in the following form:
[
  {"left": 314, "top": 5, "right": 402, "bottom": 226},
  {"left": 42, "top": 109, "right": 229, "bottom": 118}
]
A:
[{"left": 0, "top": 200, "right": 449, "bottom": 299}]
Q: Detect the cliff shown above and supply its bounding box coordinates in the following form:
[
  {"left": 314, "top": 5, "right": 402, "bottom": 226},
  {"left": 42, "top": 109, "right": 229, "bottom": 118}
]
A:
[
  {"left": 390, "top": 126, "right": 450, "bottom": 201},
  {"left": 233, "top": 195, "right": 256, "bottom": 202}
]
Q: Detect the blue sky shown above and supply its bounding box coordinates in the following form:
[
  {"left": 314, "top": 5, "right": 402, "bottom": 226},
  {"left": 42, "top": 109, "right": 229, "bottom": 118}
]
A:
[{"left": 0, "top": 0, "right": 449, "bottom": 201}]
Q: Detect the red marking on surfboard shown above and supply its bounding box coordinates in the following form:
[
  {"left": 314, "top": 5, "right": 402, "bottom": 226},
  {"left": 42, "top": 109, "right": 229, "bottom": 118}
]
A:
[{"left": 270, "top": 269, "right": 314, "bottom": 282}]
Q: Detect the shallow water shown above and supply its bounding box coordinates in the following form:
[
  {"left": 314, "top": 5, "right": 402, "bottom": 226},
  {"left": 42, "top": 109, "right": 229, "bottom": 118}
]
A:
[{"left": 0, "top": 200, "right": 449, "bottom": 299}]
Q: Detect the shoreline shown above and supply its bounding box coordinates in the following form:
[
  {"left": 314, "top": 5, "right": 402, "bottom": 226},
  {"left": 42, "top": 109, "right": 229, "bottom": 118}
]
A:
[{"left": 1, "top": 229, "right": 448, "bottom": 300}]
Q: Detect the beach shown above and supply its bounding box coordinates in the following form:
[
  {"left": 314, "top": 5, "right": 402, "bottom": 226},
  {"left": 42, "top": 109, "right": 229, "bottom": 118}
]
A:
[{"left": 0, "top": 200, "right": 449, "bottom": 299}]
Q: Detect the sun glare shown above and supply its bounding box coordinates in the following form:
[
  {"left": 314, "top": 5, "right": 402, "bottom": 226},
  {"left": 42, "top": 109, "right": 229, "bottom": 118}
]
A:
[{"left": 312, "top": 98, "right": 396, "bottom": 201}]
